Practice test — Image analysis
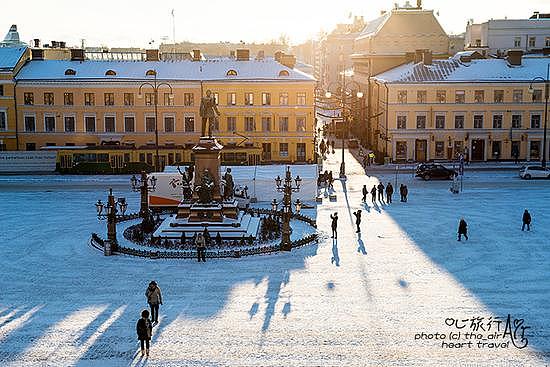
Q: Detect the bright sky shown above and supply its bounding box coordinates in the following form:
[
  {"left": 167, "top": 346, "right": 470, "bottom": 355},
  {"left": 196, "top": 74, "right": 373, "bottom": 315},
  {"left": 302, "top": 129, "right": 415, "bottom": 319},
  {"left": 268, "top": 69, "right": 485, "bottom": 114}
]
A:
[{"left": 1, "top": 0, "right": 548, "bottom": 48}]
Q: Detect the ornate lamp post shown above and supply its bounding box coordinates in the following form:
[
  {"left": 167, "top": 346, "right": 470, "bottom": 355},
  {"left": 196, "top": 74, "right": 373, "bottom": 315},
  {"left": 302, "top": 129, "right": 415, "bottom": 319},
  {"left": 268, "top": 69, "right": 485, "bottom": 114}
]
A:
[
  {"left": 95, "top": 188, "right": 127, "bottom": 247},
  {"left": 324, "top": 70, "right": 363, "bottom": 178},
  {"left": 528, "top": 63, "right": 550, "bottom": 168},
  {"left": 274, "top": 166, "right": 302, "bottom": 251},
  {"left": 138, "top": 69, "right": 174, "bottom": 172},
  {"left": 130, "top": 171, "right": 157, "bottom": 231}
]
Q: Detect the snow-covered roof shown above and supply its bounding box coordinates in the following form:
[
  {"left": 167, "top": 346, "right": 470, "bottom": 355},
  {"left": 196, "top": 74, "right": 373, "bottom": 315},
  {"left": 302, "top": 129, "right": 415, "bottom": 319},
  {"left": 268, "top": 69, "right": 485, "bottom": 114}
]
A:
[
  {"left": 15, "top": 57, "right": 315, "bottom": 82},
  {"left": 373, "top": 56, "right": 550, "bottom": 83},
  {"left": 357, "top": 13, "right": 390, "bottom": 38},
  {"left": 0, "top": 46, "right": 27, "bottom": 71}
]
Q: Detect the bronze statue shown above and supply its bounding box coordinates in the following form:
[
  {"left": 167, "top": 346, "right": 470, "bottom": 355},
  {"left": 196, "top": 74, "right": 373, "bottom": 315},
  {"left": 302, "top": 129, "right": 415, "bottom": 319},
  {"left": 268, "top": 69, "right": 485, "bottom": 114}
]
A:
[
  {"left": 222, "top": 168, "right": 234, "bottom": 200},
  {"left": 199, "top": 90, "right": 220, "bottom": 137},
  {"left": 177, "top": 165, "right": 193, "bottom": 201},
  {"left": 195, "top": 168, "right": 215, "bottom": 204}
]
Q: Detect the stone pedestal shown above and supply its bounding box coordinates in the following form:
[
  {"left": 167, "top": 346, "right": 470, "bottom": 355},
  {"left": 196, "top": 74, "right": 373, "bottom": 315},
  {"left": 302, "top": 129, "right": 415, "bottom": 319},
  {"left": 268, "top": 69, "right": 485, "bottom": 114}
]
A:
[{"left": 193, "top": 137, "right": 223, "bottom": 201}]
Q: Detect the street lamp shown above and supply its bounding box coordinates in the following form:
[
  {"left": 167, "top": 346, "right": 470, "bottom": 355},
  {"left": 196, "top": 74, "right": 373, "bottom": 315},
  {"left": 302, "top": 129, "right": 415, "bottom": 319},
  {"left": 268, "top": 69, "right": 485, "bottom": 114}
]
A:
[
  {"left": 138, "top": 69, "right": 174, "bottom": 172},
  {"left": 130, "top": 171, "right": 157, "bottom": 232},
  {"left": 95, "top": 188, "right": 124, "bottom": 246},
  {"left": 274, "top": 166, "right": 302, "bottom": 251},
  {"left": 528, "top": 63, "right": 550, "bottom": 168}
]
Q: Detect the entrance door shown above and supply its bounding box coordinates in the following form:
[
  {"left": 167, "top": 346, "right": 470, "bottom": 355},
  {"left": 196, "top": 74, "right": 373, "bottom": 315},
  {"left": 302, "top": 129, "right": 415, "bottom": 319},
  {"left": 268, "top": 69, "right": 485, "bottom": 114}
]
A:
[
  {"left": 296, "top": 143, "right": 306, "bottom": 162},
  {"left": 415, "top": 139, "right": 427, "bottom": 162},
  {"left": 262, "top": 143, "right": 271, "bottom": 161},
  {"left": 471, "top": 139, "right": 485, "bottom": 161}
]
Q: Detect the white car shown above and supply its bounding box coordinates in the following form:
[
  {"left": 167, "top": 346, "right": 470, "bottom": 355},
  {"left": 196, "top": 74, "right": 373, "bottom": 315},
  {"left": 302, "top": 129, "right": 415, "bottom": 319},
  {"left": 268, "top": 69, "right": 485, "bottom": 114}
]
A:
[{"left": 519, "top": 165, "right": 550, "bottom": 179}]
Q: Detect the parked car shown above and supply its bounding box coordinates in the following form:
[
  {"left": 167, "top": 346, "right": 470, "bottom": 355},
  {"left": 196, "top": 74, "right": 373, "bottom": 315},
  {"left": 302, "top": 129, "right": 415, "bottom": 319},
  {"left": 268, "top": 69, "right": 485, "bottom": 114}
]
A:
[
  {"left": 415, "top": 163, "right": 457, "bottom": 180},
  {"left": 519, "top": 165, "right": 550, "bottom": 179}
]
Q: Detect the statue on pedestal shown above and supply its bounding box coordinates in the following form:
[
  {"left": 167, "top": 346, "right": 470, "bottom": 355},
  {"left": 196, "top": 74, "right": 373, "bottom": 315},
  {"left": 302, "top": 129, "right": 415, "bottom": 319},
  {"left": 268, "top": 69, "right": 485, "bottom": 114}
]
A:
[
  {"left": 195, "top": 168, "right": 215, "bottom": 204},
  {"left": 222, "top": 168, "right": 234, "bottom": 200},
  {"left": 177, "top": 165, "right": 194, "bottom": 201},
  {"left": 199, "top": 90, "right": 220, "bottom": 137}
]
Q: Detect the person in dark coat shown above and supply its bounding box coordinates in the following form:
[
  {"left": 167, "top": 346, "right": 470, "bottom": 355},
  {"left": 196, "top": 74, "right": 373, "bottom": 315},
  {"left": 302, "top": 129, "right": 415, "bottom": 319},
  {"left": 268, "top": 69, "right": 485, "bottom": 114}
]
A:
[
  {"left": 145, "top": 281, "right": 162, "bottom": 324},
  {"left": 330, "top": 140, "right": 335, "bottom": 152},
  {"left": 196, "top": 233, "right": 206, "bottom": 262},
  {"left": 136, "top": 309, "right": 153, "bottom": 357},
  {"left": 330, "top": 212, "right": 338, "bottom": 238},
  {"left": 386, "top": 182, "right": 394, "bottom": 204},
  {"left": 458, "top": 218, "right": 468, "bottom": 241},
  {"left": 400, "top": 184, "right": 408, "bottom": 202},
  {"left": 371, "top": 185, "right": 377, "bottom": 203},
  {"left": 377, "top": 182, "right": 385, "bottom": 203},
  {"left": 353, "top": 210, "right": 362, "bottom": 233},
  {"left": 522, "top": 209, "right": 531, "bottom": 231},
  {"left": 328, "top": 171, "right": 334, "bottom": 189},
  {"left": 362, "top": 185, "right": 368, "bottom": 202}
]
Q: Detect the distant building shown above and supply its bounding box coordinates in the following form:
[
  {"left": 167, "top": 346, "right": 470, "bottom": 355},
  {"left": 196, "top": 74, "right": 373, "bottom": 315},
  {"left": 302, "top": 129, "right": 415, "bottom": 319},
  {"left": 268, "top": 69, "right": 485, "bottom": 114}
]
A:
[
  {"left": 0, "top": 25, "right": 27, "bottom": 48},
  {"left": 449, "top": 34, "right": 465, "bottom": 55},
  {"left": 159, "top": 42, "right": 287, "bottom": 59},
  {"left": 465, "top": 12, "right": 550, "bottom": 56}
]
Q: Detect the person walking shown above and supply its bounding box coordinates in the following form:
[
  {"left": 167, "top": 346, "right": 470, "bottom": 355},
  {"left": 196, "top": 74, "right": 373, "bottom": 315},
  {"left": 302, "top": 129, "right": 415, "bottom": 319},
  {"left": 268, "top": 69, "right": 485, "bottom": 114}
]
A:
[
  {"left": 353, "top": 210, "right": 362, "bottom": 233},
  {"left": 370, "top": 185, "right": 377, "bottom": 203},
  {"left": 330, "top": 140, "right": 335, "bottom": 153},
  {"left": 330, "top": 212, "right": 338, "bottom": 239},
  {"left": 319, "top": 140, "right": 326, "bottom": 158},
  {"left": 400, "top": 184, "right": 408, "bottom": 202},
  {"left": 377, "top": 182, "right": 385, "bottom": 203},
  {"left": 328, "top": 171, "right": 334, "bottom": 189},
  {"left": 145, "top": 281, "right": 162, "bottom": 325},
  {"left": 522, "top": 209, "right": 531, "bottom": 231},
  {"left": 196, "top": 233, "right": 206, "bottom": 262},
  {"left": 458, "top": 218, "right": 468, "bottom": 241},
  {"left": 386, "top": 182, "right": 394, "bottom": 204},
  {"left": 362, "top": 185, "right": 368, "bottom": 202},
  {"left": 136, "top": 309, "right": 153, "bottom": 357}
]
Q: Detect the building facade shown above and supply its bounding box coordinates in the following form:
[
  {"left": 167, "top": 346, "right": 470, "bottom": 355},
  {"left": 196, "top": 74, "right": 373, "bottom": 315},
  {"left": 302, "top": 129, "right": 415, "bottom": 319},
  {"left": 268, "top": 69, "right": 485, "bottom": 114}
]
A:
[{"left": 371, "top": 53, "right": 550, "bottom": 162}]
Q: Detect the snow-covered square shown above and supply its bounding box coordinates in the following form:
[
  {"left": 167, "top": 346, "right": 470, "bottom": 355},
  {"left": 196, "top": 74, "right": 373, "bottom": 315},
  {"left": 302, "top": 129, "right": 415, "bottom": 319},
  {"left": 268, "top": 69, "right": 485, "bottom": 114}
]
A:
[{"left": 0, "top": 150, "right": 549, "bottom": 366}]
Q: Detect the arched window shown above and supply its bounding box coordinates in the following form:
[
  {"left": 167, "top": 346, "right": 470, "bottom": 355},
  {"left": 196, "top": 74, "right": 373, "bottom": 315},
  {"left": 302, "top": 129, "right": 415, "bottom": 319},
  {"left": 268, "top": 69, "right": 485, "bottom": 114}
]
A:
[
  {"left": 226, "top": 69, "right": 238, "bottom": 76},
  {"left": 278, "top": 70, "right": 290, "bottom": 77},
  {"left": 105, "top": 69, "right": 116, "bottom": 76},
  {"left": 64, "top": 69, "right": 76, "bottom": 76},
  {"left": 145, "top": 69, "right": 157, "bottom": 76}
]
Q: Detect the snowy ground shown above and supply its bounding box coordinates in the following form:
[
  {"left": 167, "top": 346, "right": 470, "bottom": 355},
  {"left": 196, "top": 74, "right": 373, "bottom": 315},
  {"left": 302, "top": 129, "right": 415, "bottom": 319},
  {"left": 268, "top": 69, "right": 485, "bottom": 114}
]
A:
[{"left": 0, "top": 150, "right": 549, "bottom": 366}]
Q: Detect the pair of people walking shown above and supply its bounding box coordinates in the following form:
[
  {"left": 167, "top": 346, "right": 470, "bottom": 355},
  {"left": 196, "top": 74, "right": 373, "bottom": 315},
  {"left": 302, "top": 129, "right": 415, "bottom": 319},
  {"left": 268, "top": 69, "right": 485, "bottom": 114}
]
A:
[{"left": 138, "top": 281, "right": 163, "bottom": 356}]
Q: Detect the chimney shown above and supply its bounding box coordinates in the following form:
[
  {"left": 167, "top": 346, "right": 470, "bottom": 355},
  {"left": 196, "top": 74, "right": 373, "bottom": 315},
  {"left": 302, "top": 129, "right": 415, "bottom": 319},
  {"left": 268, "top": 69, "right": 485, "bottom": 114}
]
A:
[
  {"left": 70, "top": 49, "right": 85, "bottom": 61},
  {"left": 59, "top": 41, "right": 66, "bottom": 48},
  {"left": 146, "top": 49, "right": 160, "bottom": 61},
  {"left": 192, "top": 49, "right": 201, "bottom": 61},
  {"left": 507, "top": 49, "right": 523, "bottom": 66},
  {"left": 274, "top": 50, "right": 284, "bottom": 62},
  {"left": 533, "top": 11, "right": 540, "bottom": 19},
  {"left": 256, "top": 50, "right": 265, "bottom": 60},
  {"left": 280, "top": 54, "right": 296, "bottom": 69},
  {"left": 414, "top": 49, "right": 424, "bottom": 63},
  {"left": 236, "top": 49, "right": 250, "bottom": 61},
  {"left": 229, "top": 50, "right": 236, "bottom": 59},
  {"left": 31, "top": 49, "right": 44, "bottom": 60},
  {"left": 51, "top": 41, "right": 59, "bottom": 48},
  {"left": 422, "top": 50, "right": 432, "bottom": 65},
  {"left": 33, "top": 39, "right": 40, "bottom": 48},
  {"left": 405, "top": 52, "right": 415, "bottom": 62}
]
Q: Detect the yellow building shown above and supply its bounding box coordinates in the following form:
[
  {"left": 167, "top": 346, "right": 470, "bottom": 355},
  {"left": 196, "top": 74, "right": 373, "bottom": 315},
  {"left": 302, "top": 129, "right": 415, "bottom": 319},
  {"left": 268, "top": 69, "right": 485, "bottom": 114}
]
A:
[
  {"left": 0, "top": 46, "right": 28, "bottom": 150},
  {"left": 371, "top": 52, "right": 550, "bottom": 162},
  {"left": 14, "top": 49, "right": 316, "bottom": 169}
]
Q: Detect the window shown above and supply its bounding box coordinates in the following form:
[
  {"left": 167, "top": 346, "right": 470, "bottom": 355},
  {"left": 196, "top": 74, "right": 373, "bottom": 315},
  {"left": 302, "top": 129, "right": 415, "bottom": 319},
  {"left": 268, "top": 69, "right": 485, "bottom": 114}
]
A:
[
  {"left": 245, "top": 92, "right": 254, "bottom": 105},
  {"left": 455, "top": 115, "right": 465, "bottom": 129},
  {"left": 24, "top": 115, "right": 36, "bottom": 131},
  {"left": 245, "top": 116, "right": 255, "bottom": 132},
  {"left": 183, "top": 93, "right": 194, "bottom": 106},
  {"left": 528, "top": 37, "right": 536, "bottom": 48},
  {"left": 105, "top": 69, "right": 116, "bottom": 76},
  {"left": 164, "top": 93, "right": 174, "bottom": 106},
  {"left": 472, "top": 115, "right": 483, "bottom": 128},
  {"left": 436, "top": 90, "right": 446, "bottom": 103},
  {"left": 85, "top": 116, "right": 96, "bottom": 132},
  {"left": 435, "top": 115, "right": 445, "bottom": 129},
  {"left": 0, "top": 85, "right": 3, "bottom": 96},
  {"left": 279, "top": 143, "right": 289, "bottom": 157},
  {"left": 296, "top": 117, "right": 306, "bottom": 132},
  {"left": 85, "top": 93, "right": 95, "bottom": 106},
  {"left": 474, "top": 90, "right": 484, "bottom": 103},
  {"left": 262, "top": 93, "right": 271, "bottom": 106},
  {"left": 164, "top": 116, "right": 175, "bottom": 132},
  {"left": 531, "top": 114, "right": 541, "bottom": 128},
  {"left": 104, "top": 116, "right": 115, "bottom": 132},
  {"left": 514, "top": 37, "right": 521, "bottom": 47},
  {"left": 262, "top": 117, "right": 271, "bottom": 132},
  {"left": 44, "top": 116, "right": 55, "bottom": 132},
  {"left": 146, "top": 117, "right": 156, "bottom": 132},
  {"left": 530, "top": 141, "right": 540, "bottom": 159},
  {"left": 279, "top": 70, "right": 290, "bottom": 77},
  {"left": 546, "top": 37, "right": 550, "bottom": 47},
  {"left": 397, "top": 90, "right": 407, "bottom": 103},
  {"left": 397, "top": 115, "right": 407, "bottom": 129},
  {"left": 145, "top": 93, "right": 155, "bottom": 106},
  {"left": 417, "top": 90, "right": 427, "bottom": 103},
  {"left": 104, "top": 93, "right": 114, "bottom": 106},
  {"left": 416, "top": 115, "right": 426, "bottom": 129},
  {"left": 492, "top": 141, "right": 501, "bottom": 159},
  {"left": 64, "top": 92, "right": 74, "bottom": 106},
  {"left": 279, "top": 93, "right": 289, "bottom": 105},
  {"left": 124, "top": 116, "right": 135, "bottom": 132},
  {"left": 227, "top": 116, "right": 236, "bottom": 132},
  {"left": 26, "top": 143, "right": 36, "bottom": 151},
  {"left": 532, "top": 90, "right": 542, "bottom": 102},
  {"left": 227, "top": 93, "right": 236, "bottom": 106},
  {"left": 494, "top": 90, "right": 504, "bottom": 103},
  {"left": 213, "top": 92, "right": 219, "bottom": 105},
  {"left": 119, "top": 93, "right": 132, "bottom": 106},
  {"left": 492, "top": 115, "right": 502, "bottom": 129},
  {"left": 279, "top": 117, "right": 289, "bottom": 132},
  {"left": 296, "top": 92, "right": 306, "bottom": 105},
  {"left": 43, "top": 92, "right": 54, "bottom": 105},
  {"left": 513, "top": 90, "right": 523, "bottom": 103},
  {"left": 64, "top": 116, "right": 75, "bottom": 132},
  {"left": 24, "top": 92, "right": 34, "bottom": 105},
  {"left": 512, "top": 114, "right": 522, "bottom": 128},
  {"left": 396, "top": 141, "right": 407, "bottom": 159},
  {"left": 64, "top": 69, "right": 76, "bottom": 76},
  {"left": 455, "top": 90, "right": 465, "bottom": 104},
  {"left": 435, "top": 141, "right": 445, "bottom": 158},
  {"left": 0, "top": 111, "right": 6, "bottom": 131},
  {"left": 226, "top": 69, "right": 237, "bottom": 76},
  {"left": 184, "top": 116, "right": 195, "bottom": 132}
]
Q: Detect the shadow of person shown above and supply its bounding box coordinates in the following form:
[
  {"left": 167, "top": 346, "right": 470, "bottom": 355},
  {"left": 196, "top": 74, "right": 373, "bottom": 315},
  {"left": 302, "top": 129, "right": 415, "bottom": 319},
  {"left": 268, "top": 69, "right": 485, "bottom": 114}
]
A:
[
  {"left": 331, "top": 238, "right": 340, "bottom": 267},
  {"left": 357, "top": 233, "right": 367, "bottom": 255},
  {"left": 372, "top": 201, "right": 381, "bottom": 213},
  {"left": 363, "top": 203, "right": 371, "bottom": 213}
]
